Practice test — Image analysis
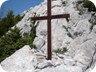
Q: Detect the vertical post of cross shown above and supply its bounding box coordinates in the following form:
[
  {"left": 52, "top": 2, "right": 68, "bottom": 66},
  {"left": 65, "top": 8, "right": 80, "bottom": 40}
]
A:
[
  {"left": 47, "top": 0, "right": 52, "bottom": 60},
  {"left": 31, "top": 0, "right": 70, "bottom": 60}
]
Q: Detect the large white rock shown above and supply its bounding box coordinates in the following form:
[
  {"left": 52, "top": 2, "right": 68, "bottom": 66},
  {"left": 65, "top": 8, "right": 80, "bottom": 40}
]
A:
[
  {"left": 1, "top": 45, "right": 37, "bottom": 72},
  {"left": 39, "top": 65, "right": 83, "bottom": 72},
  {"left": 1, "top": 0, "right": 96, "bottom": 72},
  {"left": 36, "top": 60, "right": 54, "bottom": 69},
  {"left": 73, "top": 19, "right": 91, "bottom": 37},
  {"left": 0, "top": 65, "right": 6, "bottom": 72},
  {"left": 33, "top": 37, "right": 45, "bottom": 50},
  {"left": 68, "top": 33, "right": 96, "bottom": 71}
]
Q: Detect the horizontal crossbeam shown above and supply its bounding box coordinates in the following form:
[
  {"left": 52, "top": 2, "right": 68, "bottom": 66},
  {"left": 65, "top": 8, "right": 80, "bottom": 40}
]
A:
[
  {"left": 30, "top": 0, "right": 70, "bottom": 60},
  {"left": 31, "top": 14, "right": 70, "bottom": 20}
]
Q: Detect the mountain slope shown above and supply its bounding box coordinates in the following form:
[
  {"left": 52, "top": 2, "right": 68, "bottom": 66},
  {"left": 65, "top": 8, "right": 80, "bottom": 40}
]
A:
[{"left": 1, "top": 0, "right": 96, "bottom": 72}]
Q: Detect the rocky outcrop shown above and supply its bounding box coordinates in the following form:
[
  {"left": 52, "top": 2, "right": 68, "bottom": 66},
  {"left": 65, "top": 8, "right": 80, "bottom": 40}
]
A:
[
  {"left": 1, "top": 45, "right": 37, "bottom": 72},
  {"left": 1, "top": 0, "right": 96, "bottom": 72}
]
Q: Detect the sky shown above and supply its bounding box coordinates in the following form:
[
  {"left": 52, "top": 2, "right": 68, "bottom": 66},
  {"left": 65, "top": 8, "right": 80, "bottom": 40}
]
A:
[{"left": 0, "top": 0, "right": 44, "bottom": 18}]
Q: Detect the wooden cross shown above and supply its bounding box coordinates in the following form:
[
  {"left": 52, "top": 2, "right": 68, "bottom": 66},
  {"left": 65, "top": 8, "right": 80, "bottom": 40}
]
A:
[{"left": 31, "top": 0, "right": 70, "bottom": 60}]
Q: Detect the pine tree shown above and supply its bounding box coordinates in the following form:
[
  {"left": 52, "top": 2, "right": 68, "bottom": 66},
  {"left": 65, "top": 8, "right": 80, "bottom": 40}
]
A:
[
  {"left": 83, "top": 0, "right": 96, "bottom": 11},
  {"left": 0, "top": 26, "right": 21, "bottom": 62},
  {"left": 0, "top": 12, "right": 37, "bottom": 62},
  {"left": 0, "top": 10, "right": 23, "bottom": 37}
]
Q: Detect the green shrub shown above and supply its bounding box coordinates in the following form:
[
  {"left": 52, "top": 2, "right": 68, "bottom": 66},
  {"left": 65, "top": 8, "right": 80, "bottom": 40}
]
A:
[
  {"left": 83, "top": 0, "right": 96, "bottom": 11},
  {"left": 0, "top": 20, "right": 37, "bottom": 62},
  {"left": 54, "top": 47, "right": 68, "bottom": 54},
  {"left": 0, "top": 26, "right": 22, "bottom": 62},
  {"left": 0, "top": 10, "right": 23, "bottom": 37}
]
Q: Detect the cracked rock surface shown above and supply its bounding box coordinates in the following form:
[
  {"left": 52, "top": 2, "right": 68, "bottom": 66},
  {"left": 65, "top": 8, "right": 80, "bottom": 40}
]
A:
[{"left": 1, "top": 0, "right": 96, "bottom": 72}]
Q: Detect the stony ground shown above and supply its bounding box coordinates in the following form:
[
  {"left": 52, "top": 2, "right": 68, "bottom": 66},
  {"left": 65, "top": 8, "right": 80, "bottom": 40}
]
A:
[{"left": 1, "top": 0, "right": 96, "bottom": 72}]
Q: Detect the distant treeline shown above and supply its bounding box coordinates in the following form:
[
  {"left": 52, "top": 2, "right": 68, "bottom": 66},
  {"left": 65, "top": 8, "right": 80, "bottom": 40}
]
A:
[
  {"left": 0, "top": 11, "right": 37, "bottom": 62},
  {"left": 0, "top": 10, "right": 23, "bottom": 37}
]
